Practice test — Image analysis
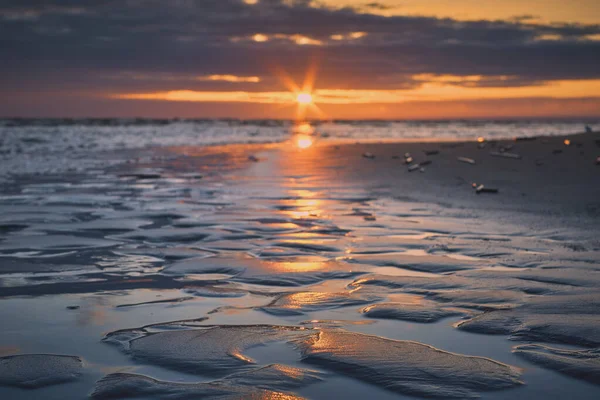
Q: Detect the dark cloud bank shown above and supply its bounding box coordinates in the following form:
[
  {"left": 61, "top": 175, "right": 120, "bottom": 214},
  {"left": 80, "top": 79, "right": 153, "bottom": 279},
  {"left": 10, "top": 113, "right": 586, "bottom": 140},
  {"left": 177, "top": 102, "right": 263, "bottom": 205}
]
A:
[{"left": 1, "top": 0, "right": 599, "bottom": 117}]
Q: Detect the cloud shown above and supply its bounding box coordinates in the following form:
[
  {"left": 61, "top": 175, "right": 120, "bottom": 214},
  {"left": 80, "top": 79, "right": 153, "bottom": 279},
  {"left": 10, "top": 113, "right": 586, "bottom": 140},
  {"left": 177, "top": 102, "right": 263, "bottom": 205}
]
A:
[{"left": 0, "top": 0, "right": 600, "bottom": 115}]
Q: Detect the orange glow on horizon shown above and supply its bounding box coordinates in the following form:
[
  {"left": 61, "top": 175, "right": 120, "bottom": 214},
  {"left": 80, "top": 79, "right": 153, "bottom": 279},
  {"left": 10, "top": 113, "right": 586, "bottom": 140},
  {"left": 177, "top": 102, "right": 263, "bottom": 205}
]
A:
[{"left": 114, "top": 78, "right": 600, "bottom": 105}]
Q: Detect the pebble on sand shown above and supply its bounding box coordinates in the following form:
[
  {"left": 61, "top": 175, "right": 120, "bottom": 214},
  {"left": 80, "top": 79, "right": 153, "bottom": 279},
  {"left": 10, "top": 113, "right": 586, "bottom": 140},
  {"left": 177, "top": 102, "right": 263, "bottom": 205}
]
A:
[
  {"left": 458, "top": 157, "right": 476, "bottom": 165},
  {"left": 490, "top": 151, "right": 522, "bottom": 160},
  {"left": 363, "top": 152, "right": 375, "bottom": 159},
  {"left": 475, "top": 184, "right": 499, "bottom": 194}
]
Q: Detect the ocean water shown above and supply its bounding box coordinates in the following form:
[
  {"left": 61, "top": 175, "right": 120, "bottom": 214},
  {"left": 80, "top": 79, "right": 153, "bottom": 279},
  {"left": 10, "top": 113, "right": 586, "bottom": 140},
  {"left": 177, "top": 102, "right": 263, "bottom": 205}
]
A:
[{"left": 0, "top": 118, "right": 597, "bottom": 178}]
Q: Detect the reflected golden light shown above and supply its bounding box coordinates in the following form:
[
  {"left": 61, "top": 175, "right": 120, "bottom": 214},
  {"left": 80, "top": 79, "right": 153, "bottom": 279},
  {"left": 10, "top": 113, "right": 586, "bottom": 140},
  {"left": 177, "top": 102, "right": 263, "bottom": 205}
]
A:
[
  {"left": 294, "top": 122, "right": 314, "bottom": 135},
  {"left": 277, "top": 190, "right": 323, "bottom": 220},
  {"left": 296, "top": 135, "right": 314, "bottom": 149},
  {"left": 296, "top": 92, "right": 313, "bottom": 104},
  {"left": 268, "top": 261, "right": 329, "bottom": 272}
]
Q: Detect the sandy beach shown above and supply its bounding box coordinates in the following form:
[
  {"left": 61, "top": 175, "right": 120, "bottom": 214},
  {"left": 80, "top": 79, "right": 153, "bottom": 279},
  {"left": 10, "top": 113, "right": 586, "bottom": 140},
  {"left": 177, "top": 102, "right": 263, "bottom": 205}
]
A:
[{"left": 0, "top": 127, "right": 599, "bottom": 399}]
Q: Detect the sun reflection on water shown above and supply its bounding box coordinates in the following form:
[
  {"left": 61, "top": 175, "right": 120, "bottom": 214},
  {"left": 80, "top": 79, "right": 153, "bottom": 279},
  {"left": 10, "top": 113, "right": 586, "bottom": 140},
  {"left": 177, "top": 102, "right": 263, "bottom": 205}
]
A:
[{"left": 296, "top": 135, "right": 314, "bottom": 149}]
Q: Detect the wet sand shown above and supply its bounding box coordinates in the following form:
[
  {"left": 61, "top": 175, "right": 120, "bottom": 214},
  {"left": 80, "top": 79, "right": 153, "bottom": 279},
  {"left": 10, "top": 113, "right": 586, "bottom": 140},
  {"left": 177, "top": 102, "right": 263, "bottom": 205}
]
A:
[{"left": 0, "top": 131, "right": 599, "bottom": 399}]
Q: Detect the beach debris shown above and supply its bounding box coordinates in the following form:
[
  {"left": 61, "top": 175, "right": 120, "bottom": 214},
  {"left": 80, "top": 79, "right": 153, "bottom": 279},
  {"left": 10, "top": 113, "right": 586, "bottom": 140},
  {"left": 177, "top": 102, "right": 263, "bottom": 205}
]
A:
[
  {"left": 408, "top": 160, "right": 431, "bottom": 172},
  {"left": 490, "top": 151, "right": 522, "bottom": 160},
  {"left": 248, "top": 155, "right": 260, "bottom": 162},
  {"left": 458, "top": 157, "right": 476, "bottom": 165},
  {"left": 362, "top": 152, "right": 375, "bottom": 159},
  {"left": 424, "top": 150, "right": 439, "bottom": 156},
  {"left": 476, "top": 185, "right": 499, "bottom": 194},
  {"left": 401, "top": 153, "right": 413, "bottom": 164}
]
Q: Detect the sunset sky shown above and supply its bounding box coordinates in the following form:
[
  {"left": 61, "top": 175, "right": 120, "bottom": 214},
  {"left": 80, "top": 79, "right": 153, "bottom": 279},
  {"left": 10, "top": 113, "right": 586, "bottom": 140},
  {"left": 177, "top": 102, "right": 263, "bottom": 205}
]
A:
[{"left": 1, "top": 0, "right": 600, "bottom": 119}]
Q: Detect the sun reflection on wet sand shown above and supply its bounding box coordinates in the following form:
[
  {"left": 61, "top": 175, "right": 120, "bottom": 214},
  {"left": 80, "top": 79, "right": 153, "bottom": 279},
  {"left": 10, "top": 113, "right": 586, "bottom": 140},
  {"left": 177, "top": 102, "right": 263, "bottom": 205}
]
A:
[
  {"left": 278, "top": 189, "right": 324, "bottom": 220},
  {"left": 265, "top": 260, "right": 331, "bottom": 273}
]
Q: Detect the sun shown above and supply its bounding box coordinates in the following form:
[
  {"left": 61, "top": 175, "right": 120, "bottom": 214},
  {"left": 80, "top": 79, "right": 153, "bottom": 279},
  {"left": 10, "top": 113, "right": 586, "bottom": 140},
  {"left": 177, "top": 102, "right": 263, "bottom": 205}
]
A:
[
  {"left": 296, "top": 92, "right": 313, "bottom": 104},
  {"left": 296, "top": 135, "right": 313, "bottom": 149}
]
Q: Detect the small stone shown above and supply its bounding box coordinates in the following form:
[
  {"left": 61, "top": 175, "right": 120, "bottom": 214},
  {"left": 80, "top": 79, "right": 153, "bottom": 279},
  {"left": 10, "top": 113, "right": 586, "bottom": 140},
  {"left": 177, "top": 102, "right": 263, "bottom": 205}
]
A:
[
  {"left": 490, "top": 151, "right": 521, "bottom": 160},
  {"left": 476, "top": 185, "right": 499, "bottom": 194},
  {"left": 458, "top": 157, "right": 475, "bottom": 165}
]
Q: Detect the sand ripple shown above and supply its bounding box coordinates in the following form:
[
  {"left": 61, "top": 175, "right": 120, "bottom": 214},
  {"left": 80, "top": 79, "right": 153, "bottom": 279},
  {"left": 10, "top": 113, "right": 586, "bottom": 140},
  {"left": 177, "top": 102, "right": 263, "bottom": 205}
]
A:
[
  {"left": 0, "top": 354, "right": 83, "bottom": 389},
  {"left": 295, "top": 330, "right": 523, "bottom": 398}
]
